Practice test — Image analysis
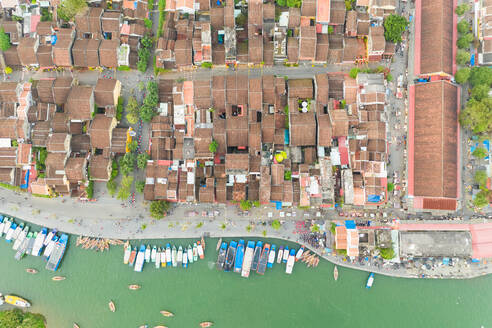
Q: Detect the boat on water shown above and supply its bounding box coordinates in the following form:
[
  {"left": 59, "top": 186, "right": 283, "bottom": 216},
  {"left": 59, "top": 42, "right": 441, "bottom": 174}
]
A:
[
  {"left": 108, "top": 300, "right": 116, "bottom": 312},
  {"left": 13, "top": 226, "right": 29, "bottom": 251},
  {"left": 15, "top": 232, "right": 32, "bottom": 261},
  {"left": 333, "top": 266, "right": 339, "bottom": 281},
  {"left": 177, "top": 246, "right": 183, "bottom": 266},
  {"left": 216, "top": 242, "right": 227, "bottom": 270},
  {"left": 241, "top": 241, "right": 255, "bottom": 278},
  {"left": 74, "top": 323, "right": 80, "bottom": 328},
  {"left": 276, "top": 246, "right": 284, "bottom": 264},
  {"left": 2, "top": 294, "right": 31, "bottom": 308},
  {"left": 187, "top": 245, "right": 193, "bottom": 264},
  {"left": 257, "top": 243, "right": 270, "bottom": 275},
  {"left": 282, "top": 246, "right": 289, "bottom": 263},
  {"left": 366, "top": 273, "right": 375, "bottom": 289},
  {"left": 129, "top": 247, "right": 137, "bottom": 266},
  {"left": 234, "top": 240, "right": 245, "bottom": 273},
  {"left": 193, "top": 243, "right": 198, "bottom": 262},
  {"left": 216, "top": 238, "right": 222, "bottom": 251},
  {"left": 5, "top": 222, "right": 17, "bottom": 242},
  {"left": 166, "top": 244, "right": 172, "bottom": 266},
  {"left": 0, "top": 216, "right": 5, "bottom": 237},
  {"left": 295, "top": 246, "right": 304, "bottom": 262},
  {"left": 251, "top": 241, "right": 263, "bottom": 272},
  {"left": 161, "top": 248, "right": 166, "bottom": 267},
  {"left": 201, "top": 236, "right": 205, "bottom": 250},
  {"left": 123, "top": 244, "right": 132, "bottom": 264},
  {"left": 197, "top": 241, "right": 204, "bottom": 259},
  {"left": 224, "top": 240, "right": 237, "bottom": 272},
  {"left": 171, "top": 245, "right": 177, "bottom": 267},
  {"left": 134, "top": 245, "right": 146, "bottom": 272},
  {"left": 44, "top": 229, "right": 57, "bottom": 246},
  {"left": 12, "top": 223, "right": 24, "bottom": 241},
  {"left": 26, "top": 268, "right": 38, "bottom": 274},
  {"left": 267, "top": 244, "right": 276, "bottom": 269},
  {"left": 160, "top": 310, "right": 174, "bottom": 317},
  {"left": 144, "top": 245, "right": 151, "bottom": 263},
  {"left": 183, "top": 250, "right": 188, "bottom": 268},
  {"left": 43, "top": 235, "right": 58, "bottom": 259},
  {"left": 46, "top": 234, "right": 68, "bottom": 272},
  {"left": 151, "top": 245, "right": 157, "bottom": 263},
  {"left": 32, "top": 228, "right": 47, "bottom": 256},
  {"left": 2, "top": 218, "right": 12, "bottom": 236},
  {"left": 153, "top": 325, "right": 168, "bottom": 328},
  {"left": 285, "top": 248, "right": 296, "bottom": 274},
  {"left": 129, "top": 284, "right": 141, "bottom": 290},
  {"left": 52, "top": 276, "right": 65, "bottom": 281},
  {"left": 155, "top": 248, "right": 161, "bottom": 268},
  {"left": 199, "top": 321, "right": 213, "bottom": 327}
]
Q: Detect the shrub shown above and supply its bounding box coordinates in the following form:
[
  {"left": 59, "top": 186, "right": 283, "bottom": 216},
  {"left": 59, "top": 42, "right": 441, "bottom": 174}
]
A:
[
  {"left": 107, "top": 180, "right": 117, "bottom": 196},
  {"left": 57, "top": 0, "right": 87, "bottom": 21},
  {"left": 201, "top": 62, "right": 213, "bottom": 69},
  {"left": 473, "top": 147, "right": 488, "bottom": 159},
  {"left": 475, "top": 170, "right": 488, "bottom": 186},
  {"left": 383, "top": 14, "right": 409, "bottom": 43},
  {"left": 117, "top": 65, "right": 131, "bottom": 71},
  {"left": 136, "top": 180, "right": 145, "bottom": 193},
  {"left": 456, "top": 50, "right": 471, "bottom": 65},
  {"left": 86, "top": 180, "right": 94, "bottom": 199},
  {"left": 117, "top": 175, "right": 134, "bottom": 200},
  {"left": 455, "top": 67, "right": 471, "bottom": 84},
  {"left": 457, "top": 20, "right": 470, "bottom": 34},
  {"left": 119, "top": 152, "right": 136, "bottom": 176},
  {"left": 386, "top": 73, "right": 393, "bottom": 82},
  {"left": 0, "top": 28, "right": 11, "bottom": 51},
  {"left": 284, "top": 170, "right": 292, "bottom": 180},
  {"left": 387, "top": 182, "right": 395, "bottom": 192},
  {"left": 272, "top": 219, "right": 281, "bottom": 230},
  {"left": 116, "top": 96, "right": 124, "bottom": 121},
  {"left": 127, "top": 140, "right": 138, "bottom": 153},
  {"left": 379, "top": 247, "right": 395, "bottom": 260},
  {"left": 473, "top": 189, "right": 490, "bottom": 208},
  {"left": 455, "top": 3, "right": 470, "bottom": 15},
  {"left": 144, "top": 18, "right": 152, "bottom": 29},
  {"left": 137, "top": 153, "right": 150, "bottom": 169},
  {"left": 209, "top": 139, "right": 218, "bottom": 153},
  {"left": 240, "top": 200, "right": 252, "bottom": 211},
  {"left": 349, "top": 67, "right": 360, "bottom": 79},
  {"left": 4, "top": 66, "right": 12, "bottom": 75}
]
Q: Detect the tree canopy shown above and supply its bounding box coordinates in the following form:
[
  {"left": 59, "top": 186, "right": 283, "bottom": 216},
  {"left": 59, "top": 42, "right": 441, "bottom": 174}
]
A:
[
  {"left": 0, "top": 309, "right": 46, "bottom": 328},
  {"left": 137, "top": 153, "right": 150, "bottom": 169},
  {"left": 457, "top": 20, "right": 470, "bottom": 34},
  {"left": 383, "top": 14, "right": 409, "bottom": 43},
  {"left": 57, "top": 0, "right": 87, "bottom": 21},
  {"left": 150, "top": 200, "right": 169, "bottom": 219},
  {"left": 455, "top": 67, "right": 471, "bottom": 84},
  {"left": 117, "top": 175, "right": 133, "bottom": 200},
  {"left": 125, "top": 96, "right": 140, "bottom": 124},
  {"left": 119, "top": 152, "right": 136, "bottom": 176},
  {"left": 136, "top": 180, "right": 145, "bottom": 193},
  {"left": 459, "top": 98, "right": 492, "bottom": 134},
  {"left": 455, "top": 3, "right": 470, "bottom": 15},
  {"left": 456, "top": 50, "right": 471, "bottom": 65},
  {"left": 0, "top": 28, "right": 11, "bottom": 51},
  {"left": 473, "top": 189, "right": 490, "bottom": 208},
  {"left": 472, "top": 147, "right": 488, "bottom": 159},
  {"left": 208, "top": 140, "right": 218, "bottom": 153},
  {"left": 471, "top": 84, "right": 491, "bottom": 101},
  {"left": 469, "top": 66, "right": 492, "bottom": 87},
  {"left": 474, "top": 170, "right": 488, "bottom": 186}
]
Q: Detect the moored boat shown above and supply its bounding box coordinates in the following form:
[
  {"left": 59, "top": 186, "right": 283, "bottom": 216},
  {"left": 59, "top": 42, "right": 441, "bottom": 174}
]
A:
[
  {"left": 199, "top": 321, "right": 213, "bottom": 327},
  {"left": 285, "top": 248, "right": 296, "bottom": 274},
  {"left": 257, "top": 243, "right": 270, "bottom": 275},
  {"left": 234, "top": 240, "right": 245, "bottom": 273},
  {"left": 282, "top": 246, "right": 289, "bottom": 263},
  {"left": 183, "top": 250, "right": 188, "bottom": 268},
  {"left": 2, "top": 294, "right": 31, "bottom": 308},
  {"left": 129, "top": 284, "right": 141, "bottom": 290},
  {"left": 160, "top": 310, "right": 174, "bottom": 317},
  {"left": 134, "top": 245, "right": 146, "bottom": 272},
  {"left": 26, "top": 268, "right": 38, "bottom": 274},
  {"left": 144, "top": 245, "right": 151, "bottom": 263},
  {"left": 366, "top": 273, "right": 375, "bottom": 289},
  {"left": 193, "top": 243, "right": 198, "bottom": 262},
  {"left": 267, "top": 244, "right": 276, "bottom": 269},
  {"left": 241, "top": 241, "right": 255, "bottom": 278},
  {"left": 43, "top": 236, "right": 59, "bottom": 259},
  {"left": 0, "top": 216, "right": 5, "bottom": 237},
  {"left": 276, "top": 246, "right": 284, "bottom": 264},
  {"left": 177, "top": 246, "right": 183, "bottom": 266},
  {"left": 295, "top": 246, "right": 304, "bottom": 262},
  {"left": 74, "top": 323, "right": 80, "bottom": 328},
  {"left": 153, "top": 326, "right": 168, "bottom": 328},
  {"left": 45, "top": 234, "right": 68, "bottom": 272},
  {"left": 216, "top": 242, "right": 227, "bottom": 270},
  {"left": 161, "top": 248, "right": 166, "bottom": 267},
  {"left": 26, "top": 232, "right": 37, "bottom": 256},
  {"left": 166, "top": 244, "right": 172, "bottom": 266},
  {"left": 197, "top": 241, "right": 204, "bottom": 259},
  {"left": 201, "top": 236, "right": 205, "bottom": 250},
  {"left": 128, "top": 247, "right": 137, "bottom": 266},
  {"left": 52, "top": 276, "right": 66, "bottom": 281},
  {"left": 15, "top": 232, "right": 31, "bottom": 261},
  {"left": 44, "top": 229, "right": 57, "bottom": 246},
  {"left": 187, "top": 245, "right": 193, "bottom": 264},
  {"left": 224, "top": 240, "right": 237, "bottom": 272},
  {"left": 171, "top": 245, "right": 177, "bottom": 267},
  {"left": 333, "top": 266, "right": 339, "bottom": 281},
  {"left": 108, "top": 300, "right": 116, "bottom": 312},
  {"left": 32, "top": 228, "right": 47, "bottom": 256},
  {"left": 123, "top": 244, "right": 132, "bottom": 264},
  {"left": 5, "top": 222, "right": 17, "bottom": 242},
  {"left": 13, "top": 226, "right": 29, "bottom": 251},
  {"left": 2, "top": 218, "right": 12, "bottom": 236},
  {"left": 155, "top": 248, "right": 161, "bottom": 268},
  {"left": 251, "top": 241, "right": 263, "bottom": 272},
  {"left": 151, "top": 245, "right": 157, "bottom": 262},
  {"left": 12, "top": 223, "right": 24, "bottom": 241},
  {"left": 216, "top": 238, "right": 222, "bottom": 251}
]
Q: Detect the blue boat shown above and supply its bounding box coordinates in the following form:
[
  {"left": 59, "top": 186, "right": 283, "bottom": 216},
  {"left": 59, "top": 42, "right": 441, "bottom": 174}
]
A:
[
  {"left": 234, "top": 240, "right": 245, "bottom": 273},
  {"left": 45, "top": 234, "right": 68, "bottom": 271},
  {"left": 251, "top": 241, "right": 263, "bottom": 272},
  {"left": 166, "top": 243, "right": 172, "bottom": 266},
  {"left": 216, "top": 242, "right": 228, "bottom": 270},
  {"left": 224, "top": 240, "right": 238, "bottom": 272},
  {"left": 366, "top": 273, "right": 375, "bottom": 289}
]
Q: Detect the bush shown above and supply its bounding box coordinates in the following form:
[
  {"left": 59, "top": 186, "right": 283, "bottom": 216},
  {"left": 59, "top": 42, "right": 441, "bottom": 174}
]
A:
[
  {"left": 379, "top": 247, "right": 395, "bottom": 260},
  {"left": 119, "top": 152, "right": 136, "bottom": 176},
  {"left": 349, "top": 67, "right": 360, "bottom": 79},
  {"left": 328, "top": 26, "right": 334, "bottom": 34},
  {"left": 57, "top": 0, "right": 87, "bottom": 21},
  {"left": 456, "top": 50, "right": 471, "bottom": 65},
  {"left": 387, "top": 182, "right": 395, "bottom": 192},
  {"left": 0, "top": 28, "right": 11, "bottom": 51},
  {"left": 136, "top": 180, "right": 145, "bottom": 193},
  {"left": 144, "top": 18, "right": 152, "bottom": 29},
  {"left": 284, "top": 170, "right": 292, "bottom": 180},
  {"left": 472, "top": 147, "right": 488, "bottom": 159},
  {"left": 475, "top": 170, "right": 488, "bottom": 186},
  {"left": 473, "top": 189, "right": 490, "bottom": 208},
  {"left": 457, "top": 20, "right": 470, "bottom": 34},
  {"left": 240, "top": 200, "right": 252, "bottom": 211},
  {"left": 137, "top": 47, "right": 150, "bottom": 72},
  {"left": 116, "top": 96, "right": 124, "bottom": 121},
  {"left": 201, "top": 62, "right": 213, "bottom": 69},
  {"left": 137, "top": 153, "right": 150, "bottom": 169},
  {"left": 125, "top": 96, "right": 140, "bottom": 124},
  {"left": 386, "top": 73, "right": 393, "bottom": 82},
  {"left": 4, "top": 66, "right": 12, "bottom": 75},
  {"left": 209, "top": 140, "right": 218, "bottom": 153},
  {"left": 107, "top": 180, "right": 117, "bottom": 196},
  {"left": 383, "top": 14, "right": 409, "bottom": 43},
  {"left": 117, "top": 175, "right": 134, "bottom": 200},
  {"left": 455, "top": 67, "right": 471, "bottom": 84},
  {"left": 117, "top": 65, "right": 131, "bottom": 71},
  {"left": 150, "top": 200, "right": 169, "bottom": 219},
  {"left": 86, "top": 180, "right": 94, "bottom": 199},
  {"left": 127, "top": 140, "right": 138, "bottom": 153},
  {"left": 455, "top": 3, "right": 470, "bottom": 15},
  {"left": 272, "top": 219, "right": 281, "bottom": 230}
]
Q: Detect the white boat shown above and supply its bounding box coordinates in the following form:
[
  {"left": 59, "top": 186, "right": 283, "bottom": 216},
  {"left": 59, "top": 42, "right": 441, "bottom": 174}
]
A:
[
  {"left": 183, "top": 251, "right": 188, "bottom": 268},
  {"left": 151, "top": 245, "right": 157, "bottom": 262},
  {"left": 285, "top": 249, "right": 296, "bottom": 274},
  {"left": 134, "top": 245, "right": 146, "bottom": 272},
  {"left": 32, "top": 228, "right": 47, "bottom": 256},
  {"left": 43, "top": 230, "right": 56, "bottom": 246},
  {"left": 366, "top": 273, "right": 375, "bottom": 289},
  {"left": 144, "top": 245, "right": 151, "bottom": 263},
  {"left": 295, "top": 246, "right": 304, "bottom": 262},
  {"left": 123, "top": 244, "right": 132, "bottom": 264},
  {"left": 43, "top": 236, "right": 59, "bottom": 258},
  {"left": 5, "top": 223, "right": 17, "bottom": 242},
  {"left": 171, "top": 245, "right": 177, "bottom": 267},
  {"left": 241, "top": 241, "right": 255, "bottom": 278},
  {"left": 193, "top": 243, "right": 198, "bottom": 262},
  {"left": 12, "top": 224, "right": 23, "bottom": 241},
  {"left": 13, "top": 226, "right": 29, "bottom": 251},
  {"left": 166, "top": 244, "right": 172, "bottom": 266},
  {"left": 0, "top": 217, "right": 5, "bottom": 237},
  {"left": 282, "top": 246, "right": 289, "bottom": 263},
  {"left": 267, "top": 246, "right": 276, "bottom": 268},
  {"left": 187, "top": 245, "right": 193, "bottom": 264},
  {"left": 276, "top": 247, "right": 284, "bottom": 264},
  {"left": 197, "top": 241, "right": 204, "bottom": 259},
  {"left": 155, "top": 248, "right": 161, "bottom": 268},
  {"left": 177, "top": 246, "right": 183, "bottom": 266},
  {"left": 161, "top": 249, "right": 166, "bottom": 267},
  {"left": 3, "top": 218, "right": 12, "bottom": 235}
]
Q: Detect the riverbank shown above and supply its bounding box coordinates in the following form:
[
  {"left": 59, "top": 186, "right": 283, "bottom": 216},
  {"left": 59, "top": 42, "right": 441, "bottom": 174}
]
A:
[{"left": 0, "top": 309, "right": 46, "bottom": 328}]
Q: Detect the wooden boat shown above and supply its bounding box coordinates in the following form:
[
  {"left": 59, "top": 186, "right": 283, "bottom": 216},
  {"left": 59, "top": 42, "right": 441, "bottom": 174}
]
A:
[
  {"left": 201, "top": 236, "right": 205, "bottom": 250},
  {"left": 26, "top": 268, "right": 38, "bottom": 274},
  {"left": 333, "top": 266, "right": 339, "bottom": 281},
  {"left": 52, "top": 276, "right": 66, "bottom": 281},
  {"left": 160, "top": 310, "right": 174, "bottom": 317},
  {"left": 216, "top": 238, "right": 222, "bottom": 251},
  {"left": 128, "top": 284, "right": 141, "bottom": 290},
  {"left": 74, "top": 323, "right": 80, "bottom": 328},
  {"left": 138, "top": 325, "right": 148, "bottom": 328},
  {"left": 199, "top": 322, "right": 213, "bottom": 327},
  {"left": 153, "top": 326, "right": 168, "bottom": 328},
  {"left": 108, "top": 300, "right": 116, "bottom": 312}
]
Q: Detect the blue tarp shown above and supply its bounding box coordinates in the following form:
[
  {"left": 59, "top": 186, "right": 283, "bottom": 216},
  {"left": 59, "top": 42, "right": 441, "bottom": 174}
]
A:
[
  {"left": 442, "top": 257, "right": 450, "bottom": 265},
  {"left": 271, "top": 201, "right": 282, "bottom": 210},
  {"left": 345, "top": 220, "right": 356, "bottom": 229},
  {"left": 471, "top": 54, "right": 475, "bottom": 66},
  {"left": 20, "top": 169, "right": 29, "bottom": 189},
  {"left": 284, "top": 129, "right": 289, "bottom": 145},
  {"left": 50, "top": 35, "right": 57, "bottom": 45},
  {"left": 472, "top": 258, "right": 481, "bottom": 263},
  {"left": 367, "top": 194, "right": 381, "bottom": 203}
]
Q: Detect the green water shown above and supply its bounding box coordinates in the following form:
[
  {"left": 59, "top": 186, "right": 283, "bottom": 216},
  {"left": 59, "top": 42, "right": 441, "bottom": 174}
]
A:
[{"left": 0, "top": 236, "right": 490, "bottom": 328}]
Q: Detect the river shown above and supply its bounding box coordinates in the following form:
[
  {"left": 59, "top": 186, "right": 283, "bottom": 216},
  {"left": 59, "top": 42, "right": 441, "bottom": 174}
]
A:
[{"left": 0, "top": 235, "right": 490, "bottom": 328}]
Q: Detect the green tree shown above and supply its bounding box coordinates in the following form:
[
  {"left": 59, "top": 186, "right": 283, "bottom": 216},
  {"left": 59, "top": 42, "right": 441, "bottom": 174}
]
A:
[
  {"left": 240, "top": 200, "right": 252, "bottom": 211},
  {"left": 0, "top": 309, "right": 46, "bottom": 328},
  {"left": 455, "top": 67, "right": 471, "bottom": 84},
  {"left": 0, "top": 28, "right": 11, "bottom": 51},
  {"left": 150, "top": 200, "right": 169, "bottom": 219},
  {"left": 144, "top": 81, "right": 159, "bottom": 107},
  {"left": 126, "top": 111, "right": 140, "bottom": 124},
  {"left": 271, "top": 219, "right": 281, "bottom": 230},
  {"left": 456, "top": 50, "right": 471, "bottom": 65},
  {"left": 137, "top": 47, "right": 150, "bottom": 72},
  {"left": 137, "top": 152, "right": 150, "bottom": 169},
  {"left": 387, "top": 182, "right": 395, "bottom": 192},
  {"left": 209, "top": 139, "right": 218, "bottom": 153},
  {"left": 117, "top": 175, "right": 133, "bottom": 200},
  {"left": 472, "top": 147, "right": 488, "bottom": 159},
  {"left": 144, "top": 18, "right": 152, "bottom": 29},
  {"left": 119, "top": 152, "right": 136, "bottom": 176},
  {"left": 107, "top": 179, "right": 117, "bottom": 196},
  {"left": 471, "top": 84, "right": 491, "bottom": 101},
  {"left": 139, "top": 104, "right": 156, "bottom": 122},
  {"left": 236, "top": 13, "right": 247, "bottom": 27},
  {"left": 455, "top": 3, "right": 470, "bottom": 15},
  {"left": 474, "top": 170, "right": 488, "bottom": 186},
  {"left": 57, "top": 0, "right": 87, "bottom": 21},
  {"left": 349, "top": 67, "right": 360, "bottom": 79},
  {"left": 127, "top": 140, "right": 138, "bottom": 153},
  {"left": 125, "top": 96, "right": 140, "bottom": 124},
  {"left": 383, "top": 14, "right": 409, "bottom": 43},
  {"left": 457, "top": 35, "right": 471, "bottom": 49},
  {"left": 136, "top": 180, "right": 145, "bottom": 193},
  {"left": 469, "top": 66, "right": 492, "bottom": 87},
  {"left": 379, "top": 247, "right": 395, "bottom": 260},
  {"left": 457, "top": 20, "right": 470, "bottom": 34},
  {"left": 473, "top": 189, "right": 490, "bottom": 208},
  {"left": 459, "top": 98, "right": 492, "bottom": 134},
  {"left": 276, "top": 0, "right": 286, "bottom": 6}
]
